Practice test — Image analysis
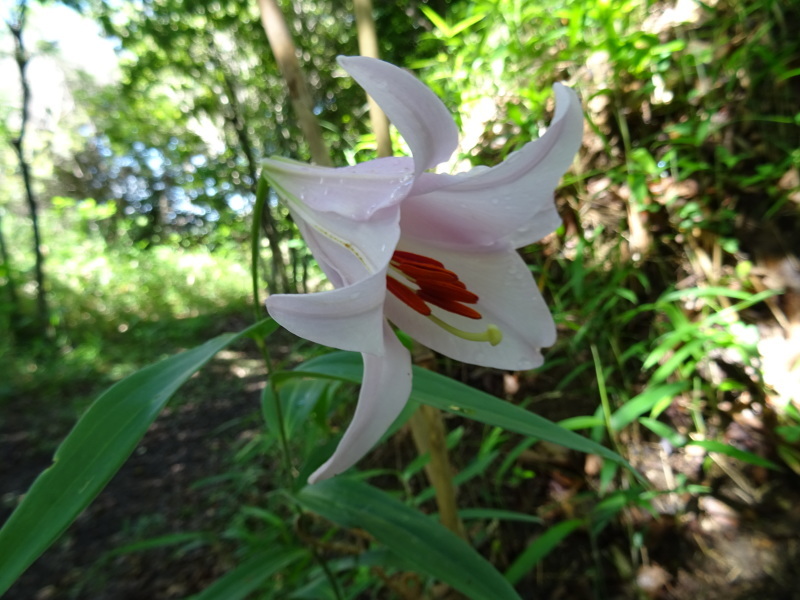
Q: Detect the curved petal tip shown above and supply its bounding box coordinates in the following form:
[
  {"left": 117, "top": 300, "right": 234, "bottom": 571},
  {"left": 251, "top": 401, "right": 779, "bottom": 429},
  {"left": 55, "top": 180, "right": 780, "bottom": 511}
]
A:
[{"left": 337, "top": 55, "right": 459, "bottom": 176}]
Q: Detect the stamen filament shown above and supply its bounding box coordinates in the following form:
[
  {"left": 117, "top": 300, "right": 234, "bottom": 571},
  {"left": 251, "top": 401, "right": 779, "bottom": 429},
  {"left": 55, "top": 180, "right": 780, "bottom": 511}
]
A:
[{"left": 427, "top": 314, "right": 503, "bottom": 346}]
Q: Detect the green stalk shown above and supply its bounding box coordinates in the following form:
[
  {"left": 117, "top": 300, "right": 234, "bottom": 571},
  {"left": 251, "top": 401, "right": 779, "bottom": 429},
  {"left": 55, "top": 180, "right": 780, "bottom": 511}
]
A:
[
  {"left": 591, "top": 344, "right": 623, "bottom": 458},
  {"left": 252, "top": 175, "right": 292, "bottom": 479}
]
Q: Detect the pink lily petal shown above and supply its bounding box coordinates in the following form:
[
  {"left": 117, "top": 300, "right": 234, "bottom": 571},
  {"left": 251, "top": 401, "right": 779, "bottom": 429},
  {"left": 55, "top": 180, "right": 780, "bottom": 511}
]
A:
[
  {"left": 262, "top": 156, "right": 410, "bottom": 292},
  {"left": 400, "top": 83, "right": 583, "bottom": 250},
  {"left": 291, "top": 206, "right": 401, "bottom": 288},
  {"left": 338, "top": 56, "right": 459, "bottom": 176},
  {"left": 261, "top": 155, "right": 414, "bottom": 221},
  {"left": 308, "top": 322, "right": 413, "bottom": 483},
  {"left": 385, "top": 241, "right": 555, "bottom": 370},
  {"left": 267, "top": 268, "right": 389, "bottom": 355}
]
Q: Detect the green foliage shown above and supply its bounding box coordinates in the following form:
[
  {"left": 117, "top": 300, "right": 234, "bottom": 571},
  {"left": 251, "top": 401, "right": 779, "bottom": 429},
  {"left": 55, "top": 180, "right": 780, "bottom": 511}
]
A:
[
  {"left": 290, "top": 351, "right": 638, "bottom": 475},
  {"left": 295, "top": 478, "right": 521, "bottom": 600},
  {"left": 0, "top": 206, "right": 253, "bottom": 408}
]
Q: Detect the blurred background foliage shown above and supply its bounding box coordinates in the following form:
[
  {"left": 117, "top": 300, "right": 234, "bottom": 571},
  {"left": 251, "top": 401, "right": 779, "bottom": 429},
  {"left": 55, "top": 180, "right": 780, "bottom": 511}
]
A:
[{"left": 1, "top": 0, "right": 799, "bottom": 597}]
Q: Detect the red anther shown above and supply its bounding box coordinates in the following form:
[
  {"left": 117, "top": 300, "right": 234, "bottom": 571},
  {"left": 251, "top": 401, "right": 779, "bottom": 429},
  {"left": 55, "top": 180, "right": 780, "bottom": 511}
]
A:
[
  {"left": 415, "top": 280, "right": 478, "bottom": 304},
  {"left": 393, "top": 262, "right": 460, "bottom": 282},
  {"left": 392, "top": 250, "right": 445, "bottom": 268},
  {"left": 388, "top": 250, "right": 484, "bottom": 320},
  {"left": 416, "top": 291, "right": 483, "bottom": 319},
  {"left": 387, "top": 276, "right": 431, "bottom": 316}
]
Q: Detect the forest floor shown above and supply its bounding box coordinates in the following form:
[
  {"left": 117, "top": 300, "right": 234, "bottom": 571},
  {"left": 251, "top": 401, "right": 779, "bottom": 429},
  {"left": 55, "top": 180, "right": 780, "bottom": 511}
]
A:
[{"left": 2, "top": 314, "right": 800, "bottom": 600}]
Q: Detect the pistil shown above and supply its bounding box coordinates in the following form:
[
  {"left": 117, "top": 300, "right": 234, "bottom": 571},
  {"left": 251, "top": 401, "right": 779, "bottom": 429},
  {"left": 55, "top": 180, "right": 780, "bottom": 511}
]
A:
[{"left": 427, "top": 315, "right": 503, "bottom": 346}]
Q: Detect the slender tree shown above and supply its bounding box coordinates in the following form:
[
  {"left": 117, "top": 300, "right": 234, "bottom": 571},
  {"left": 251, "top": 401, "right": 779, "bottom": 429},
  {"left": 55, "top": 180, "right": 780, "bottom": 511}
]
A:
[
  {"left": 353, "top": 0, "right": 392, "bottom": 158},
  {"left": 6, "top": 0, "right": 49, "bottom": 339},
  {"left": 0, "top": 209, "right": 22, "bottom": 339},
  {"left": 205, "top": 31, "right": 290, "bottom": 292},
  {"left": 257, "top": 0, "right": 333, "bottom": 167}
]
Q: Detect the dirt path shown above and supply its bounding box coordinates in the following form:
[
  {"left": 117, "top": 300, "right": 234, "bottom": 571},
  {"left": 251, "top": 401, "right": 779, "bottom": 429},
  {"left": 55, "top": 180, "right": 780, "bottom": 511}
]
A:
[{"left": 2, "top": 351, "right": 267, "bottom": 600}]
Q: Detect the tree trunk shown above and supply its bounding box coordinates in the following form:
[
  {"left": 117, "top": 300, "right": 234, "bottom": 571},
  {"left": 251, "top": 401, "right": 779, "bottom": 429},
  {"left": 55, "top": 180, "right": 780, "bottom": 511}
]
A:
[
  {"left": 354, "top": 0, "right": 392, "bottom": 158},
  {"left": 205, "top": 32, "right": 291, "bottom": 293},
  {"left": 8, "top": 1, "right": 49, "bottom": 338},
  {"left": 0, "top": 211, "right": 22, "bottom": 340},
  {"left": 257, "top": 0, "right": 333, "bottom": 167}
]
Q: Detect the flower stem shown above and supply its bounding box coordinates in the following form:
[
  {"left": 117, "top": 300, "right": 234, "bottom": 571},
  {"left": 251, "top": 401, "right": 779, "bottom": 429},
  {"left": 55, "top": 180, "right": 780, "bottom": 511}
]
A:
[
  {"left": 252, "top": 175, "right": 292, "bottom": 479},
  {"left": 408, "top": 370, "right": 467, "bottom": 540}
]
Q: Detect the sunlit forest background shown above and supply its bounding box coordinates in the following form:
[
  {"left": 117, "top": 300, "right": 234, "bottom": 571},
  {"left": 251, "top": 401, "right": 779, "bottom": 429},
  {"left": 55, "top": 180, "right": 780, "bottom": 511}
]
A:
[{"left": 2, "top": 0, "right": 799, "bottom": 598}]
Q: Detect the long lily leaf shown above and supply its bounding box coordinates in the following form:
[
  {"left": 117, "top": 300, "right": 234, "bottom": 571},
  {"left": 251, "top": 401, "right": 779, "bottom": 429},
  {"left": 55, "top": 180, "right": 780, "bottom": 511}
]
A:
[
  {"left": 295, "top": 478, "right": 521, "bottom": 600},
  {"left": 289, "top": 351, "right": 638, "bottom": 476},
  {"left": 0, "top": 319, "right": 277, "bottom": 594},
  {"left": 191, "top": 547, "right": 306, "bottom": 600}
]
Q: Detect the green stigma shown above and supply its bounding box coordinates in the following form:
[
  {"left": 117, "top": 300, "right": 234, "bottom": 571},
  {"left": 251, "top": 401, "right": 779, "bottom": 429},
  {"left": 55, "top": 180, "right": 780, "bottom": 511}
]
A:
[{"left": 427, "top": 315, "right": 503, "bottom": 346}]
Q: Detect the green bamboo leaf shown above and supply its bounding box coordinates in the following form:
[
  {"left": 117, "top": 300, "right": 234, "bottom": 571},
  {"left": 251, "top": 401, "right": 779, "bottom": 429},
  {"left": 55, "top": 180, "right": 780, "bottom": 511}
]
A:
[
  {"left": 0, "top": 319, "right": 278, "bottom": 594},
  {"left": 191, "top": 548, "right": 306, "bottom": 600},
  {"left": 651, "top": 338, "right": 705, "bottom": 383},
  {"left": 458, "top": 509, "right": 543, "bottom": 524},
  {"left": 558, "top": 416, "right": 605, "bottom": 430},
  {"left": 109, "top": 532, "right": 212, "bottom": 556},
  {"left": 504, "top": 519, "right": 583, "bottom": 585},
  {"left": 638, "top": 417, "right": 687, "bottom": 447},
  {"left": 658, "top": 286, "right": 757, "bottom": 303},
  {"left": 293, "top": 352, "right": 639, "bottom": 478},
  {"left": 419, "top": 5, "right": 452, "bottom": 37},
  {"left": 449, "top": 13, "right": 488, "bottom": 36},
  {"left": 295, "top": 478, "right": 521, "bottom": 600},
  {"left": 688, "top": 439, "right": 781, "bottom": 470},
  {"left": 610, "top": 382, "right": 689, "bottom": 431}
]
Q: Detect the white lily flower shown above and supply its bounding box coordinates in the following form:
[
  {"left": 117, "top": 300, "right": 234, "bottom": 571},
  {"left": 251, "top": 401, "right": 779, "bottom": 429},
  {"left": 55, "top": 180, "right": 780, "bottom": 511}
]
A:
[{"left": 262, "top": 56, "right": 583, "bottom": 483}]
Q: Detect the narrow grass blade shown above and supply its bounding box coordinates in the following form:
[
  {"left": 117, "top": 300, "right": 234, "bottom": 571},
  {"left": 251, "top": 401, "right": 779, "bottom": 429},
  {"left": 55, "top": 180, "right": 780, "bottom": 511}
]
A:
[
  {"left": 504, "top": 519, "right": 583, "bottom": 585},
  {"left": 610, "top": 382, "right": 689, "bottom": 432},
  {"left": 689, "top": 439, "right": 781, "bottom": 470},
  {"left": 191, "top": 548, "right": 306, "bottom": 600}
]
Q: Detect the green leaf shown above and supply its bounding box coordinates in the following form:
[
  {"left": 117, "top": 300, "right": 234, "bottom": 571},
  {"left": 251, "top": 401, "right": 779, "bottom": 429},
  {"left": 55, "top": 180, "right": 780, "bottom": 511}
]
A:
[
  {"left": 191, "top": 548, "right": 307, "bottom": 600},
  {"left": 610, "top": 382, "right": 689, "bottom": 431},
  {"left": 449, "top": 13, "right": 488, "bottom": 36},
  {"left": 658, "top": 286, "right": 768, "bottom": 303},
  {"left": 504, "top": 519, "right": 583, "bottom": 585},
  {"left": 458, "top": 508, "right": 543, "bottom": 524},
  {"left": 639, "top": 417, "right": 687, "bottom": 447},
  {"left": 650, "top": 338, "right": 705, "bottom": 383},
  {"left": 292, "top": 352, "right": 639, "bottom": 479},
  {"left": 688, "top": 440, "right": 781, "bottom": 470},
  {"left": 0, "top": 319, "right": 278, "bottom": 594},
  {"left": 109, "top": 532, "right": 212, "bottom": 556},
  {"left": 558, "top": 416, "right": 605, "bottom": 430},
  {"left": 419, "top": 5, "right": 452, "bottom": 37},
  {"left": 295, "top": 478, "right": 521, "bottom": 600}
]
